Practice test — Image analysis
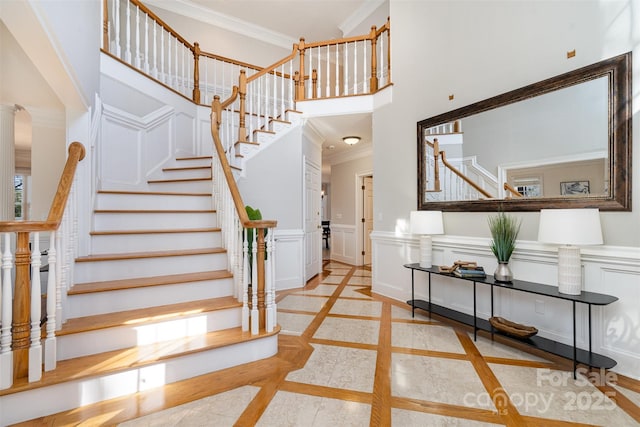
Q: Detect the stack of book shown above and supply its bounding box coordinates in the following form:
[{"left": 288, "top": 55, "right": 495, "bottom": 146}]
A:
[{"left": 453, "top": 265, "right": 486, "bottom": 279}]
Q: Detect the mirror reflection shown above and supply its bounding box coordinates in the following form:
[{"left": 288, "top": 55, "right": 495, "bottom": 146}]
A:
[{"left": 417, "top": 52, "right": 631, "bottom": 212}]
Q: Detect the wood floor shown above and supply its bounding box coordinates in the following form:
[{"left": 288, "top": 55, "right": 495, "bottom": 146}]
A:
[{"left": 14, "top": 262, "right": 640, "bottom": 426}]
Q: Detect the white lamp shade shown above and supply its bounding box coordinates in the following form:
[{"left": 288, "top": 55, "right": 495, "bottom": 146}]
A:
[
  {"left": 538, "top": 208, "right": 603, "bottom": 246},
  {"left": 410, "top": 211, "right": 444, "bottom": 235}
]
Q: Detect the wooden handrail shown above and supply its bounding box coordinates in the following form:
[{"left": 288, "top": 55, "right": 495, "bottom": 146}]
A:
[
  {"left": 0, "top": 142, "right": 85, "bottom": 233},
  {"left": 210, "top": 95, "right": 276, "bottom": 229},
  {"left": 504, "top": 182, "right": 524, "bottom": 198},
  {"left": 439, "top": 150, "right": 493, "bottom": 199},
  {"left": 246, "top": 48, "right": 298, "bottom": 84}
]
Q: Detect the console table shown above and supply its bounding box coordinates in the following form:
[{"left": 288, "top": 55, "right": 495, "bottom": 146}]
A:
[{"left": 404, "top": 263, "right": 618, "bottom": 375}]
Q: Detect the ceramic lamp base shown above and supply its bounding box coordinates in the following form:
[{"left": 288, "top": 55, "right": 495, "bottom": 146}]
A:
[
  {"left": 419, "top": 235, "right": 433, "bottom": 268},
  {"left": 557, "top": 245, "right": 582, "bottom": 295}
]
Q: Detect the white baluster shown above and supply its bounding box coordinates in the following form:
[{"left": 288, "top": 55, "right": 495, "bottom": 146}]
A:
[
  {"left": 353, "top": 41, "right": 358, "bottom": 94},
  {"left": 160, "top": 30, "right": 165, "bottom": 82},
  {"left": 250, "top": 230, "right": 258, "bottom": 335},
  {"left": 363, "top": 40, "right": 368, "bottom": 93},
  {"left": 124, "top": 0, "right": 131, "bottom": 63},
  {"left": 242, "top": 229, "right": 250, "bottom": 332},
  {"left": 326, "top": 45, "right": 330, "bottom": 97},
  {"left": 174, "top": 38, "right": 179, "bottom": 93},
  {"left": 152, "top": 22, "right": 158, "bottom": 78},
  {"left": 167, "top": 32, "right": 172, "bottom": 86},
  {"left": 272, "top": 68, "right": 277, "bottom": 119},
  {"left": 28, "top": 233, "right": 42, "bottom": 382},
  {"left": 335, "top": 44, "right": 340, "bottom": 96},
  {"left": 0, "top": 233, "right": 14, "bottom": 389},
  {"left": 343, "top": 43, "right": 348, "bottom": 95},
  {"left": 134, "top": 5, "right": 140, "bottom": 68},
  {"left": 265, "top": 232, "right": 273, "bottom": 333},
  {"left": 113, "top": 0, "right": 121, "bottom": 57},
  {"left": 143, "top": 14, "right": 149, "bottom": 73},
  {"left": 44, "top": 231, "right": 57, "bottom": 371}
]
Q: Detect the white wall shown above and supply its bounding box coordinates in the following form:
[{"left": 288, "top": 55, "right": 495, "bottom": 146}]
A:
[{"left": 372, "top": 0, "right": 640, "bottom": 379}]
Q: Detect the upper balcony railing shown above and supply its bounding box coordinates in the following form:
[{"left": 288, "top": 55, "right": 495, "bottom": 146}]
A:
[{"left": 102, "top": 0, "right": 391, "bottom": 108}]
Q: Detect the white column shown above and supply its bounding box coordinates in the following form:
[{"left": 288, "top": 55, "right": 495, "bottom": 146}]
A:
[{"left": 0, "top": 105, "right": 16, "bottom": 221}]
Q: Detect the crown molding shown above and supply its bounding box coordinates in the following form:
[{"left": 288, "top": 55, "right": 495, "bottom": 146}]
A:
[
  {"left": 144, "top": 0, "right": 296, "bottom": 50},
  {"left": 339, "top": 0, "right": 387, "bottom": 36}
]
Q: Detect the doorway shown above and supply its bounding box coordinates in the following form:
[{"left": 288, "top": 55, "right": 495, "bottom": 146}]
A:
[{"left": 361, "top": 175, "right": 373, "bottom": 266}]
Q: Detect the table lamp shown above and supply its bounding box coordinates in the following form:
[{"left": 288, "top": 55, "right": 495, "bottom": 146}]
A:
[
  {"left": 410, "top": 211, "right": 444, "bottom": 268},
  {"left": 537, "top": 208, "right": 603, "bottom": 295}
]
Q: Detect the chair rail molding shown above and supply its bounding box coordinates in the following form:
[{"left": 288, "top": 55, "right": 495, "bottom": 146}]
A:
[{"left": 370, "top": 230, "right": 640, "bottom": 380}]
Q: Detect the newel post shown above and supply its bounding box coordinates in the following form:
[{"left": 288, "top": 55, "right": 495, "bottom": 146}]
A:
[
  {"left": 369, "top": 26, "right": 378, "bottom": 92},
  {"left": 193, "top": 42, "right": 201, "bottom": 104},
  {"left": 12, "top": 232, "right": 31, "bottom": 380},
  {"left": 297, "top": 38, "right": 306, "bottom": 101},
  {"left": 238, "top": 70, "right": 247, "bottom": 142}
]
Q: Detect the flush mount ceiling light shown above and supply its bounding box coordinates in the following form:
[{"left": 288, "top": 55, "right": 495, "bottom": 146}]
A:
[{"left": 342, "top": 136, "right": 360, "bottom": 145}]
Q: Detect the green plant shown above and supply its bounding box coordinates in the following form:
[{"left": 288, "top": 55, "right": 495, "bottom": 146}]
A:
[
  {"left": 488, "top": 211, "right": 521, "bottom": 263},
  {"left": 244, "top": 205, "right": 268, "bottom": 271}
]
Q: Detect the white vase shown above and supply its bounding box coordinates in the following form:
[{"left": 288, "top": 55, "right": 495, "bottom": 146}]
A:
[{"left": 494, "top": 261, "right": 513, "bottom": 282}]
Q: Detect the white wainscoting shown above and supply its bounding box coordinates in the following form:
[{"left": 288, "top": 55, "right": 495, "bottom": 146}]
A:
[
  {"left": 329, "top": 224, "right": 358, "bottom": 265},
  {"left": 274, "top": 229, "right": 305, "bottom": 291},
  {"left": 371, "top": 231, "right": 640, "bottom": 380},
  {"left": 99, "top": 54, "right": 209, "bottom": 191}
]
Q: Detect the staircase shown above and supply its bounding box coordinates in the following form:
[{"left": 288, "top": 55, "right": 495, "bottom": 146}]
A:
[{"left": 0, "top": 157, "right": 278, "bottom": 426}]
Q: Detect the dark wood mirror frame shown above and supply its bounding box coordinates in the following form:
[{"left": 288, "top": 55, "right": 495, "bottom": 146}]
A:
[{"left": 417, "top": 52, "right": 632, "bottom": 212}]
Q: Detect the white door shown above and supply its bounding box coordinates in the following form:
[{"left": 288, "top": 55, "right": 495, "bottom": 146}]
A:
[
  {"left": 363, "top": 175, "right": 373, "bottom": 265},
  {"left": 304, "top": 160, "right": 321, "bottom": 281}
]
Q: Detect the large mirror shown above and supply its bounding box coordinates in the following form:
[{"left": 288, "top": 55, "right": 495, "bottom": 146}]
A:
[{"left": 417, "top": 52, "right": 632, "bottom": 212}]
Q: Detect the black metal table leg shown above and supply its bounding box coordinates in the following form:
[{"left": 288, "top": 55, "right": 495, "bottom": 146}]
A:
[
  {"left": 588, "top": 304, "right": 591, "bottom": 367},
  {"left": 573, "top": 301, "right": 577, "bottom": 379},
  {"left": 411, "top": 269, "right": 415, "bottom": 318},
  {"left": 473, "top": 281, "right": 477, "bottom": 341},
  {"left": 428, "top": 272, "right": 432, "bottom": 316}
]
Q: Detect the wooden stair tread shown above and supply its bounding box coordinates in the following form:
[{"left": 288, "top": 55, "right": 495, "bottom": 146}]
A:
[
  {"left": 71, "top": 270, "right": 233, "bottom": 294},
  {"left": 93, "top": 209, "right": 216, "bottom": 213},
  {"left": 75, "top": 247, "right": 226, "bottom": 262},
  {"left": 97, "top": 190, "right": 212, "bottom": 196},
  {"left": 270, "top": 118, "right": 291, "bottom": 125},
  {"left": 90, "top": 227, "right": 221, "bottom": 236},
  {"left": 254, "top": 129, "right": 275, "bottom": 135},
  {"left": 58, "top": 296, "right": 240, "bottom": 335},
  {"left": 1, "top": 326, "right": 279, "bottom": 396},
  {"left": 234, "top": 140, "right": 259, "bottom": 146},
  {"left": 162, "top": 165, "right": 211, "bottom": 171},
  {"left": 176, "top": 156, "right": 212, "bottom": 161},
  {"left": 147, "top": 177, "right": 212, "bottom": 183}
]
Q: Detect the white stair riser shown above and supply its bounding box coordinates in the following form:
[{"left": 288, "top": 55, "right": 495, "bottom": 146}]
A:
[
  {"left": 91, "top": 230, "right": 221, "bottom": 254},
  {"left": 270, "top": 121, "right": 290, "bottom": 133},
  {"left": 96, "top": 193, "right": 213, "bottom": 210},
  {"left": 148, "top": 180, "right": 212, "bottom": 192},
  {"left": 93, "top": 212, "right": 217, "bottom": 231},
  {"left": 74, "top": 252, "right": 227, "bottom": 282},
  {"left": 161, "top": 168, "right": 212, "bottom": 180},
  {"left": 235, "top": 143, "right": 259, "bottom": 157},
  {"left": 58, "top": 307, "right": 241, "bottom": 360},
  {"left": 67, "top": 276, "right": 235, "bottom": 317},
  {"left": 173, "top": 158, "right": 212, "bottom": 168},
  {"left": 255, "top": 132, "right": 275, "bottom": 145},
  {"left": 0, "top": 335, "right": 277, "bottom": 426}
]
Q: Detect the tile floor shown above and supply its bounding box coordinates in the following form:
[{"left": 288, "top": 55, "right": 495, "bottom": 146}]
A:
[{"left": 120, "top": 262, "right": 640, "bottom": 426}]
